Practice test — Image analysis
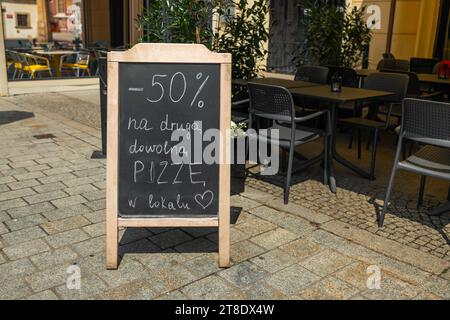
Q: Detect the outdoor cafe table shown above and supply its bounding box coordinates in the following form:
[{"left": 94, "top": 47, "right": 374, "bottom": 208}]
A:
[
  {"left": 356, "top": 69, "right": 450, "bottom": 86},
  {"left": 289, "top": 85, "right": 394, "bottom": 193},
  {"left": 232, "top": 77, "right": 321, "bottom": 89},
  {"left": 33, "top": 50, "right": 79, "bottom": 77}
]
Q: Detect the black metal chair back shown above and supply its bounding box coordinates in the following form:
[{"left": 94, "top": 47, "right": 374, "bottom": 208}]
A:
[
  {"left": 380, "top": 69, "right": 421, "bottom": 96},
  {"left": 377, "top": 59, "right": 410, "bottom": 72},
  {"left": 364, "top": 72, "right": 409, "bottom": 103},
  {"left": 294, "top": 66, "right": 329, "bottom": 84},
  {"left": 410, "top": 57, "right": 440, "bottom": 74},
  {"left": 400, "top": 98, "right": 450, "bottom": 148},
  {"left": 325, "top": 65, "right": 358, "bottom": 87},
  {"left": 247, "top": 83, "right": 295, "bottom": 124}
]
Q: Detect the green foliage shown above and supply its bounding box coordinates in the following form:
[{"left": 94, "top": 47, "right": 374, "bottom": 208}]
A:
[
  {"left": 213, "top": 0, "right": 270, "bottom": 80},
  {"left": 294, "top": 0, "right": 371, "bottom": 68},
  {"left": 136, "top": 0, "right": 216, "bottom": 47}
]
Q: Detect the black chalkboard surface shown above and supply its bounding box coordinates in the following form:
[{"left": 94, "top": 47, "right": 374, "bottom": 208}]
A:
[{"left": 118, "top": 63, "right": 221, "bottom": 217}]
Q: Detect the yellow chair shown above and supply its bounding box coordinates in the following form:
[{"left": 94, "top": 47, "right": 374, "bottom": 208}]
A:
[
  {"left": 21, "top": 53, "right": 53, "bottom": 79},
  {"left": 5, "top": 50, "right": 23, "bottom": 79},
  {"left": 61, "top": 53, "right": 91, "bottom": 77}
]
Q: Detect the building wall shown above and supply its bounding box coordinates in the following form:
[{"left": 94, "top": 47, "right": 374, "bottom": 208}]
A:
[
  {"left": 83, "top": 0, "right": 110, "bottom": 45},
  {"left": 1, "top": 1, "right": 39, "bottom": 40},
  {"left": 349, "top": 0, "right": 440, "bottom": 69}
]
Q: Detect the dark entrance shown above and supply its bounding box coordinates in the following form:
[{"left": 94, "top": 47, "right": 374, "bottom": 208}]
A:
[
  {"left": 435, "top": 0, "right": 450, "bottom": 60},
  {"left": 109, "top": 0, "right": 130, "bottom": 48}
]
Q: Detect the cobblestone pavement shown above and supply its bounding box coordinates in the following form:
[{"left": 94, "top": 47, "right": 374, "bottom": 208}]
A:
[{"left": 0, "top": 92, "right": 449, "bottom": 300}]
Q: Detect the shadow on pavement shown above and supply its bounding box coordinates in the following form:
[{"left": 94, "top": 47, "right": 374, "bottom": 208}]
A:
[{"left": 0, "top": 110, "right": 34, "bottom": 125}]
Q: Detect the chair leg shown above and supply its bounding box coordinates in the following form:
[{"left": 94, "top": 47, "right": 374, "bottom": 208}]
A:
[
  {"left": 284, "top": 147, "right": 294, "bottom": 205},
  {"left": 369, "top": 129, "right": 379, "bottom": 180},
  {"left": 323, "top": 136, "right": 329, "bottom": 185},
  {"left": 348, "top": 128, "right": 354, "bottom": 149},
  {"left": 418, "top": 176, "right": 426, "bottom": 208},
  {"left": 380, "top": 140, "right": 404, "bottom": 227},
  {"left": 357, "top": 129, "right": 362, "bottom": 160}
]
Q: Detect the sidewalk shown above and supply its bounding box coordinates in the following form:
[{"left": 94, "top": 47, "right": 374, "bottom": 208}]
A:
[{"left": 0, "top": 93, "right": 449, "bottom": 300}]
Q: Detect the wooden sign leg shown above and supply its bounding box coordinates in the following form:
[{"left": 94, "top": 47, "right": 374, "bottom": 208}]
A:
[
  {"left": 106, "top": 213, "right": 118, "bottom": 269},
  {"left": 219, "top": 213, "right": 230, "bottom": 268}
]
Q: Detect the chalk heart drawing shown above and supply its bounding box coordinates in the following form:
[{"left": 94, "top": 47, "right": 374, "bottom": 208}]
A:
[{"left": 195, "top": 190, "right": 214, "bottom": 210}]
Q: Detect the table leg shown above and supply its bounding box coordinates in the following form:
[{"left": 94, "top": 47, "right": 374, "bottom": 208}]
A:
[
  {"left": 328, "top": 103, "right": 337, "bottom": 193},
  {"left": 330, "top": 103, "right": 373, "bottom": 180}
]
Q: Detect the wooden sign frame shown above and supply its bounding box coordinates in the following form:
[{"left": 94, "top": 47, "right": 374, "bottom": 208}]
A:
[{"left": 106, "top": 43, "right": 232, "bottom": 269}]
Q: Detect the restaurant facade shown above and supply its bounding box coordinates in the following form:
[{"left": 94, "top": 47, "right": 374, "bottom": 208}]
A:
[{"left": 1, "top": 0, "right": 450, "bottom": 95}]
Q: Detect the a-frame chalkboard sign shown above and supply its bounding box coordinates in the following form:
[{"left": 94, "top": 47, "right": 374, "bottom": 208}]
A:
[{"left": 106, "top": 43, "right": 231, "bottom": 269}]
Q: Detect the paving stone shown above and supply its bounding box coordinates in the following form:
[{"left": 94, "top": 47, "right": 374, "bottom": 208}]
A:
[
  {"left": 7, "top": 179, "right": 40, "bottom": 191},
  {"left": 250, "top": 228, "right": 299, "bottom": 250},
  {"left": 421, "top": 275, "right": 450, "bottom": 299},
  {"left": 26, "top": 290, "right": 59, "bottom": 300},
  {"left": 265, "top": 264, "right": 320, "bottom": 295},
  {"left": 242, "top": 281, "right": 287, "bottom": 300},
  {"left": 40, "top": 215, "right": 91, "bottom": 235},
  {"left": 55, "top": 273, "right": 108, "bottom": 300},
  {"left": 3, "top": 239, "right": 50, "bottom": 260},
  {"left": 182, "top": 254, "right": 222, "bottom": 278},
  {"left": 0, "top": 176, "right": 16, "bottom": 185},
  {"left": 64, "top": 184, "right": 98, "bottom": 196},
  {"left": 82, "top": 222, "right": 105, "bottom": 237},
  {"left": 82, "top": 190, "right": 105, "bottom": 201},
  {"left": 361, "top": 274, "right": 421, "bottom": 300},
  {"left": 250, "top": 206, "right": 318, "bottom": 237},
  {"left": 38, "top": 173, "right": 76, "bottom": 185},
  {"left": 32, "top": 182, "right": 66, "bottom": 194},
  {"left": 30, "top": 247, "right": 79, "bottom": 270},
  {"left": 2, "top": 226, "right": 47, "bottom": 245},
  {"left": 235, "top": 216, "right": 277, "bottom": 237},
  {"left": 71, "top": 236, "right": 105, "bottom": 257},
  {"left": 51, "top": 195, "right": 87, "bottom": 209},
  {"left": 0, "top": 211, "right": 10, "bottom": 223},
  {"left": 230, "top": 195, "right": 261, "bottom": 211},
  {"left": 0, "top": 259, "right": 36, "bottom": 281},
  {"left": 0, "top": 188, "right": 36, "bottom": 202},
  {"left": 62, "top": 177, "right": 94, "bottom": 188},
  {"left": 119, "top": 228, "right": 152, "bottom": 245},
  {"left": 45, "top": 229, "right": 90, "bottom": 249},
  {"left": 85, "top": 199, "right": 106, "bottom": 211},
  {"left": 7, "top": 202, "right": 55, "bottom": 219},
  {"left": 98, "top": 279, "right": 160, "bottom": 300},
  {"left": 0, "top": 185, "right": 10, "bottom": 193},
  {"left": 174, "top": 238, "right": 217, "bottom": 254},
  {"left": 43, "top": 166, "right": 73, "bottom": 176},
  {"left": 13, "top": 171, "right": 45, "bottom": 182},
  {"left": 97, "top": 259, "right": 147, "bottom": 288},
  {"left": 83, "top": 210, "right": 105, "bottom": 224},
  {"left": 24, "top": 190, "right": 68, "bottom": 205},
  {"left": 43, "top": 204, "right": 92, "bottom": 221},
  {"left": 0, "top": 198, "right": 27, "bottom": 212},
  {"left": 25, "top": 264, "right": 74, "bottom": 292},
  {"left": 149, "top": 229, "right": 193, "bottom": 250},
  {"left": 156, "top": 290, "right": 188, "bottom": 300},
  {"left": 5, "top": 214, "right": 48, "bottom": 231},
  {"left": 218, "top": 261, "right": 269, "bottom": 287},
  {"left": 0, "top": 278, "right": 32, "bottom": 300},
  {"left": 230, "top": 240, "right": 266, "bottom": 264},
  {"left": 250, "top": 249, "right": 297, "bottom": 273},
  {"left": 299, "top": 277, "right": 360, "bottom": 300},
  {"left": 0, "top": 222, "right": 7, "bottom": 235},
  {"left": 181, "top": 275, "right": 244, "bottom": 300},
  {"left": 298, "top": 249, "right": 354, "bottom": 276}
]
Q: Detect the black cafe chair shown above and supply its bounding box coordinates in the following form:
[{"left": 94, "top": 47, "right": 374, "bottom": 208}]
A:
[
  {"left": 410, "top": 57, "right": 440, "bottom": 74},
  {"left": 294, "top": 65, "right": 329, "bottom": 84},
  {"left": 338, "top": 72, "right": 409, "bottom": 180},
  {"left": 293, "top": 66, "right": 330, "bottom": 116},
  {"left": 380, "top": 98, "right": 450, "bottom": 227},
  {"left": 247, "top": 83, "right": 331, "bottom": 204}
]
